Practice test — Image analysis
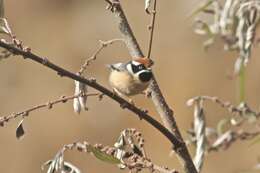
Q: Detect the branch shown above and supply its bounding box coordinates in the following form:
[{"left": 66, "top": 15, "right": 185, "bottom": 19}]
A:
[
  {"left": 0, "top": 40, "right": 183, "bottom": 153},
  {"left": 208, "top": 129, "right": 260, "bottom": 152},
  {"left": 0, "top": 93, "right": 100, "bottom": 126},
  {"left": 78, "top": 39, "right": 124, "bottom": 75},
  {"left": 195, "top": 96, "right": 260, "bottom": 117},
  {"left": 105, "top": 1, "right": 197, "bottom": 173},
  {"left": 147, "top": 0, "right": 157, "bottom": 59}
]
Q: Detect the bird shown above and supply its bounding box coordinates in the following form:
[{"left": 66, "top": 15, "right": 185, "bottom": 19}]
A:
[{"left": 107, "top": 57, "right": 153, "bottom": 102}]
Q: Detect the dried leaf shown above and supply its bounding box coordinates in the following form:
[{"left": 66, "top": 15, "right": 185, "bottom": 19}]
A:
[
  {"left": 145, "top": 0, "right": 152, "bottom": 14},
  {"left": 73, "top": 79, "right": 88, "bottom": 114},
  {"left": 211, "top": 130, "right": 234, "bottom": 148},
  {"left": 63, "top": 162, "right": 81, "bottom": 173},
  {"left": 114, "top": 134, "right": 126, "bottom": 148},
  {"left": 0, "top": 18, "right": 12, "bottom": 35},
  {"left": 79, "top": 96, "right": 88, "bottom": 111},
  {"left": 16, "top": 119, "right": 25, "bottom": 140},
  {"left": 0, "top": 1, "right": 12, "bottom": 36},
  {"left": 73, "top": 97, "right": 81, "bottom": 114},
  {"left": 88, "top": 145, "right": 120, "bottom": 164},
  {"left": 193, "top": 100, "right": 206, "bottom": 172},
  {"left": 42, "top": 151, "right": 64, "bottom": 173}
]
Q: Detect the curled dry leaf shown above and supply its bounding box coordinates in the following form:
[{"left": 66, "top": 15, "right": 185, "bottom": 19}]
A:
[
  {"left": 193, "top": 100, "right": 206, "bottom": 172},
  {"left": 211, "top": 130, "right": 234, "bottom": 149},
  {"left": 0, "top": 1, "right": 13, "bottom": 36},
  {"left": 42, "top": 149, "right": 81, "bottom": 173},
  {"left": 73, "top": 78, "right": 88, "bottom": 114},
  {"left": 73, "top": 96, "right": 81, "bottom": 114},
  {"left": 192, "top": 0, "right": 260, "bottom": 72},
  {"left": 16, "top": 119, "right": 25, "bottom": 140},
  {"left": 63, "top": 162, "right": 81, "bottom": 173},
  {"left": 145, "top": 0, "right": 152, "bottom": 14}
]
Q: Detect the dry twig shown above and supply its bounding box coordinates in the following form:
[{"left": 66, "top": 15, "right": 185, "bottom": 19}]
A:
[
  {"left": 78, "top": 39, "right": 124, "bottom": 75},
  {"left": 0, "top": 93, "right": 99, "bottom": 126}
]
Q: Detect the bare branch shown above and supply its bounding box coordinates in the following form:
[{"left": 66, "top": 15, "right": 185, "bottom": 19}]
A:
[
  {"left": 208, "top": 129, "right": 260, "bottom": 152},
  {"left": 190, "top": 96, "right": 260, "bottom": 118},
  {"left": 147, "top": 0, "right": 157, "bottom": 59},
  {"left": 78, "top": 39, "right": 124, "bottom": 75},
  {"left": 0, "top": 93, "right": 99, "bottom": 126},
  {"left": 104, "top": 1, "right": 197, "bottom": 173}
]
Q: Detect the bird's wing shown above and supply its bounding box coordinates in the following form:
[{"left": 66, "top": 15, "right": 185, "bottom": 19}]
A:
[{"left": 107, "top": 63, "right": 124, "bottom": 71}]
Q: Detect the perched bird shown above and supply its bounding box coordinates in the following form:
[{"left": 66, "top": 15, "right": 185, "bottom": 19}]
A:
[{"left": 108, "top": 57, "right": 153, "bottom": 100}]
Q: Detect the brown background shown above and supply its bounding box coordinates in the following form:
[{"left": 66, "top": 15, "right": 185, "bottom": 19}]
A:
[{"left": 0, "top": 0, "right": 260, "bottom": 173}]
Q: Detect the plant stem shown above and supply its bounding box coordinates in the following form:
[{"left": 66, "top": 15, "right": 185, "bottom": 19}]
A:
[{"left": 238, "top": 64, "right": 245, "bottom": 103}]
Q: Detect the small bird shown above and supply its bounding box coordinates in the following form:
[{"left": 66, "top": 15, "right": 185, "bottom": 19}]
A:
[{"left": 108, "top": 57, "right": 153, "bottom": 100}]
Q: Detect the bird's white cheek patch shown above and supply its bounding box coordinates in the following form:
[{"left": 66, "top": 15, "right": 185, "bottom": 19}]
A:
[{"left": 126, "top": 64, "right": 133, "bottom": 74}]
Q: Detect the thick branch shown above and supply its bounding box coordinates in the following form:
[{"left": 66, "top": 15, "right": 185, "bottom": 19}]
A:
[
  {"left": 0, "top": 40, "right": 183, "bottom": 152},
  {"left": 105, "top": 1, "right": 197, "bottom": 173}
]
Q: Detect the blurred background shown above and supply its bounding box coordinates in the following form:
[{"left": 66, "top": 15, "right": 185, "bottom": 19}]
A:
[{"left": 0, "top": 0, "right": 260, "bottom": 173}]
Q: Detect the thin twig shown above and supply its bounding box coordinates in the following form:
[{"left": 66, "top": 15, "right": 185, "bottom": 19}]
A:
[
  {"left": 0, "top": 40, "right": 183, "bottom": 154},
  {"left": 105, "top": 1, "right": 198, "bottom": 173},
  {"left": 0, "top": 93, "right": 100, "bottom": 126},
  {"left": 78, "top": 39, "right": 124, "bottom": 75},
  {"left": 147, "top": 0, "right": 157, "bottom": 59},
  {"left": 192, "top": 96, "right": 260, "bottom": 117},
  {"left": 208, "top": 129, "right": 260, "bottom": 152}
]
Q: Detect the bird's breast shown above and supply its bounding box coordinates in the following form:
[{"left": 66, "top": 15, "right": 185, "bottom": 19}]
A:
[{"left": 109, "top": 71, "right": 149, "bottom": 96}]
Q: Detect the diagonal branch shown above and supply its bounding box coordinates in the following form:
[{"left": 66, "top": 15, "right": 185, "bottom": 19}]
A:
[
  {"left": 0, "top": 40, "right": 183, "bottom": 153},
  {"left": 105, "top": 1, "right": 197, "bottom": 173}
]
